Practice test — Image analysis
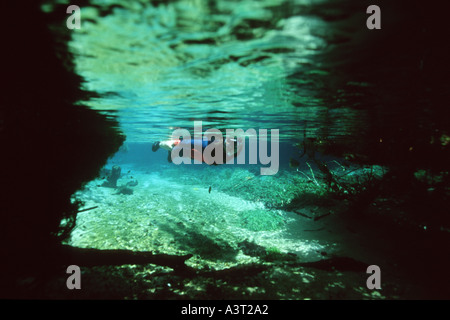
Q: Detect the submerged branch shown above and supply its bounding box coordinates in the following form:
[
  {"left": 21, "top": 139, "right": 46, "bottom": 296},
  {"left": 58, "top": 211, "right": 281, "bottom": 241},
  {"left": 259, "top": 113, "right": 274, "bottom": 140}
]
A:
[
  {"left": 76, "top": 206, "right": 98, "bottom": 213},
  {"left": 58, "top": 245, "right": 194, "bottom": 271}
]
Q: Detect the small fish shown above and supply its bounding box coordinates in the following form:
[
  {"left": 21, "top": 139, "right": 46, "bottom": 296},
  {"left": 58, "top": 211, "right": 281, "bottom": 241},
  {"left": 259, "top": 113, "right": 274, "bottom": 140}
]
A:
[
  {"left": 208, "top": 186, "right": 212, "bottom": 193},
  {"left": 289, "top": 158, "right": 300, "bottom": 168}
]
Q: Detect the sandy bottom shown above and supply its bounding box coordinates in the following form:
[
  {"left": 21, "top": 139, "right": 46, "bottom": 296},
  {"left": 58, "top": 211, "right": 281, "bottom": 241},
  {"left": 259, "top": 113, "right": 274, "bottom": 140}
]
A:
[{"left": 39, "top": 163, "right": 448, "bottom": 299}]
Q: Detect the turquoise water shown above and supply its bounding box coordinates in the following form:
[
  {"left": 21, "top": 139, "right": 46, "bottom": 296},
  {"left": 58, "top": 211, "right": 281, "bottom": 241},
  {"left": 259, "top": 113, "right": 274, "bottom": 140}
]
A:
[
  {"left": 36, "top": 0, "right": 450, "bottom": 299},
  {"left": 62, "top": 0, "right": 368, "bottom": 144}
]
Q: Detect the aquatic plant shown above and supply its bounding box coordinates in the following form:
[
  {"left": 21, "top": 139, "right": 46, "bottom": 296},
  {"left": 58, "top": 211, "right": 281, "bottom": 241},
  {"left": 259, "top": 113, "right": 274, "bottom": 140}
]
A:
[{"left": 239, "top": 209, "right": 285, "bottom": 232}]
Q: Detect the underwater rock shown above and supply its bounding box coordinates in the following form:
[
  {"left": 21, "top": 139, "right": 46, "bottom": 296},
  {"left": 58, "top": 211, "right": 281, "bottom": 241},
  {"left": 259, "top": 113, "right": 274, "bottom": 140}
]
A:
[
  {"left": 115, "top": 185, "right": 133, "bottom": 195},
  {"left": 102, "top": 165, "right": 121, "bottom": 188},
  {"left": 238, "top": 240, "right": 296, "bottom": 263},
  {"left": 126, "top": 179, "right": 138, "bottom": 187},
  {"left": 112, "top": 178, "right": 138, "bottom": 195},
  {"left": 238, "top": 240, "right": 267, "bottom": 258},
  {"left": 1, "top": 1, "right": 125, "bottom": 298}
]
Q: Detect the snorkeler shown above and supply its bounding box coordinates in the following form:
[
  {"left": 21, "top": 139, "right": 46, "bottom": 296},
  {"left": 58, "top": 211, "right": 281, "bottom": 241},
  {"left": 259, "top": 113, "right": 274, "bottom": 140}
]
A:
[{"left": 152, "top": 134, "right": 243, "bottom": 165}]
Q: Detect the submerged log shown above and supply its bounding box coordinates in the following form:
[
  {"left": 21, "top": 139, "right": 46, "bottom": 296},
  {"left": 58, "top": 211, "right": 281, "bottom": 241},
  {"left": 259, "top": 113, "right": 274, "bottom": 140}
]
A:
[{"left": 58, "top": 245, "right": 193, "bottom": 270}]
